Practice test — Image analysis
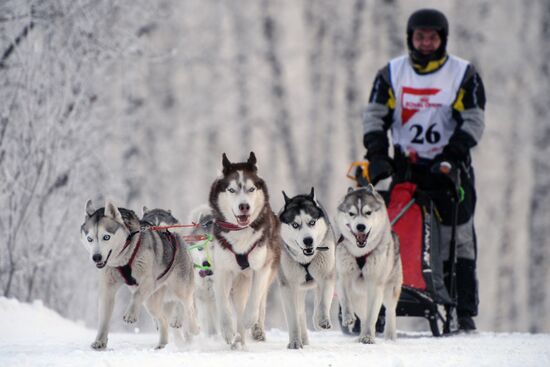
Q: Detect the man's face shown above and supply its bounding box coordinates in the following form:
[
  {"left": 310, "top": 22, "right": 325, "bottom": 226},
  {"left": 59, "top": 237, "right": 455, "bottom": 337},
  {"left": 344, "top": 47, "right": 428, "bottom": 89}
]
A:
[{"left": 412, "top": 29, "right": 442, "bottom": 55}]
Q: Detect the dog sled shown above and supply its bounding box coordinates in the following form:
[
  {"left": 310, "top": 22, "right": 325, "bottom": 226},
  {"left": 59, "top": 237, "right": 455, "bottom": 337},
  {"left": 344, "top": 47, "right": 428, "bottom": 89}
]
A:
[{"left": 339, "top": 159, "right": 462, "bottom": 337}]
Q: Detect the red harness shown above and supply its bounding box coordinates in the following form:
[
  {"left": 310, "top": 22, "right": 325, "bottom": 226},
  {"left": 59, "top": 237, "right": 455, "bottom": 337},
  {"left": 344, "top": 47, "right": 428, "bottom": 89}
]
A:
[
  {"left": 217, "top": 234, "right": 264, "bottom": 270},
  {"left": 116, "top": 230, "right": 178, "bottom": 286}
]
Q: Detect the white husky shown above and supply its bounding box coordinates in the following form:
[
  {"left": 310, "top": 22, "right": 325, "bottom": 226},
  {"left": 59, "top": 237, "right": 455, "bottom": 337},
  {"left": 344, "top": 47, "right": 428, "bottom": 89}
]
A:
[
  {"left": 209, "top": 152, "right": 281, "bottom": 349},
  {"left": 80, "top": 200, "right": 198, "bottom": 350},
  {"left": 278, "top": 188, "right": 336, "bottom": 349},
  {"left": 335, "top": 185, "right": 403, "bottom": 344}
]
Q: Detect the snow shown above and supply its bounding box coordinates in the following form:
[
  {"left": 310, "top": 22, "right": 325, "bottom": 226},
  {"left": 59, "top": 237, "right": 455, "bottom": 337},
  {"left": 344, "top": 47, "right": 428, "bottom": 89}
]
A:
[{"left": 0, "top": 297, "right": 548, "bottom": 367}]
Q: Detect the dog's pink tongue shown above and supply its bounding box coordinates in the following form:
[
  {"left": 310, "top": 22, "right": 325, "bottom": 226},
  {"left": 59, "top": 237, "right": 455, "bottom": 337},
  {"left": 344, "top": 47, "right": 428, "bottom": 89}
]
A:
[
  {"left": 356, "top": 232, "right": 368, "bottom": 245},
  {"left": 237, "top": 215, "right": 250, "bottom": 226}
]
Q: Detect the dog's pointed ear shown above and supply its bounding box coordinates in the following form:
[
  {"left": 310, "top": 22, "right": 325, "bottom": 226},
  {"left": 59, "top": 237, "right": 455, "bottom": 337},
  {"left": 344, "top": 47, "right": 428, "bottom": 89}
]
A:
[
  {"left": 247, "top": 151, "right": 257, "bottom": 171},
  {"left": 308, "top": 187, "right": 315, "bottom": 199},
  {"left": 142, "top": 206, "right": 149, "bottom": 216},
  {"left": 282, "top": 191, "right": 291, "bottom": 205},
  {"left": 347, "top": 187, "right": 355, "bottom": 194},
  {"left": 366, "top": 184, "right": 375, "bottom": 194},
  {"left": 85, "top": 200, "right": 95, "bottom": 217},
  {"left": 222, "top": 153, "right": 232, "bottom": 175},
  {"left": 247, "top": 151, "right": 257, "bottom": 165},
  {"left": 104, "top": 200, "right": 123, "bottom": 223}
]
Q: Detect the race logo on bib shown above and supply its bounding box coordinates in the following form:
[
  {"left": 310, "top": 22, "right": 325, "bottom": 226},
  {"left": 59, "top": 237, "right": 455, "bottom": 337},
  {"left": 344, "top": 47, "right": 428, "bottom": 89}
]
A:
[{"left": 401, "top": 87, "right": 442, "bottom": 124}]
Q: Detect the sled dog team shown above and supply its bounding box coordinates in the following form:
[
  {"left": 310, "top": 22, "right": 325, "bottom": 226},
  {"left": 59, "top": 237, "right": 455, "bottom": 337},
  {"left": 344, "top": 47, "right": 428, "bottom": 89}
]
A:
[{"left": 80, "top": 152, "right": 403, "bottom": 350}]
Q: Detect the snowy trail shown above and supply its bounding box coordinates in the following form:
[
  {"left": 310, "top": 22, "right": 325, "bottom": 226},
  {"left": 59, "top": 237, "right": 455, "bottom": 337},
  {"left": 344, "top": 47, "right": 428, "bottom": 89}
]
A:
[{"left": 1, "top": 298, "right": 548, "bottom": 367}]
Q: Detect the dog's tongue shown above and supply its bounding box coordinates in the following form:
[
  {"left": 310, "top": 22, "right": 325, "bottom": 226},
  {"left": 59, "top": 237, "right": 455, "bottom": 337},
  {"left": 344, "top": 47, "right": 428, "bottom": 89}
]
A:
[
  {"left": 236, "top": 215, "right": 250, "bottom": 226},
  {"left": 356, "top": 232, "right": 369, "bottom": 246}
]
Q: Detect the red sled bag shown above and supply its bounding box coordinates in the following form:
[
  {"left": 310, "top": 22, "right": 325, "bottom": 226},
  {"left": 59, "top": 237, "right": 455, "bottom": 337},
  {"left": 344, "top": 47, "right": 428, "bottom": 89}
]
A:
[{"left": 387, "top": 182, "right": 452, "bottom": 305}]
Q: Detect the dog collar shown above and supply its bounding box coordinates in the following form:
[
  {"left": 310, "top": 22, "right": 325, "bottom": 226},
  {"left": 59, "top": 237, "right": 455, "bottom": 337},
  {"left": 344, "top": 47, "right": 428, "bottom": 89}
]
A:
[{"left": 215, "top": 220, "right": 248, "bottom": 231}]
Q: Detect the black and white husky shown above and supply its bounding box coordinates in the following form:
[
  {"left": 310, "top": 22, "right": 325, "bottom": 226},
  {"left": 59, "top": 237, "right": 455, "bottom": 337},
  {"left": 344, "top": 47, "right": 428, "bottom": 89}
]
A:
[
  {"left": 278, "top": 188, "right": 336, "bottom": 349},
  {"left": 80, "top": 201, "right": 198, "bottom": 350},
  {"left": 209, "top": 152, "right": 281, "bottom": 349},
  {"left": 335, "top": 185, "right": 403, "bottom": 344}
]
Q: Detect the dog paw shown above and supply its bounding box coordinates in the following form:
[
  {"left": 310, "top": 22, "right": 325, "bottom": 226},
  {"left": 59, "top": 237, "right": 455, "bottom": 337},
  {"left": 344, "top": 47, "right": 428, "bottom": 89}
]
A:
[
  {"left": 251, "top": 323, "right": 266, "bottom": 341},
  {"left": 243, "top": 311, "right": 259, "bottom": 330},
  {"left": 91, "top": 339, "right": 107, "bottom": 350},
  {"left": 358, "top": 335, "right": 376, "bottom": 344},
  {"left": 317, "top": 318, "right": 332, "bottom": 330},
  {"left": 221, "top": 326, "right": 235, "bottom": 345},
  {"left": 342, "top": 312, "right": 356, "bottom": 326},
  {"left": 230, "top": 333, "right": 243, "bottom": 350},
  {"left": 155, "top": 342, "right": 167, "bottom": 350},
  {"left": 287, "top": 339, "right": 303, "bottom": 349},
  {"left": 123, "top": 310, "right": 138, "bottom": 324},
  {"left": 170, "top": 316, "right": 183, "bottom": 328}
]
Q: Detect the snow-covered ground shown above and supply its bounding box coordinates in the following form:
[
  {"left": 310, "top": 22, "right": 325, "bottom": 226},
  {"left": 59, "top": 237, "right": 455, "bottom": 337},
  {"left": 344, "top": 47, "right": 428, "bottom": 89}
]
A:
[{"left": 0, "top": 297, "right": 548, "bottom": 367}]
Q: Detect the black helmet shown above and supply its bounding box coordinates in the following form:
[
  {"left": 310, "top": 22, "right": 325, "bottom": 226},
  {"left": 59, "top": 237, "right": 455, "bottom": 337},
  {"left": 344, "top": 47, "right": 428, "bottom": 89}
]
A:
[{"left": 406, "top": 9, "right": 449, "bottom": 66}]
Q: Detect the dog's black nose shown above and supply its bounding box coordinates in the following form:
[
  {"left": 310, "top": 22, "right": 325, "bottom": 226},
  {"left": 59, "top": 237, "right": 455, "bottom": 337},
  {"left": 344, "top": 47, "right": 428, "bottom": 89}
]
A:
[
  {"left": 202, "top": 260, "right": 210, "bottom": 267},
  {"left": 239, "top": 203, "right": 250, "bottom": 213},
  {"left": 303, "top": 237, "right": 313, "bottom": 247},
  {"left": 356, "top": 224, "right": 366, "bottom": 232},
  {"left": 92, "top": 253, "right": 102, "bottom": 263}
]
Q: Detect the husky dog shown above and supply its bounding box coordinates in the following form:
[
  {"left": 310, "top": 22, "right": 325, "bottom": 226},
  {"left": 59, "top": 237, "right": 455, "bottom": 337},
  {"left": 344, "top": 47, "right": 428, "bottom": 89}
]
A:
[
  {"left": 278, "top": 188, "right": 336, "bottom": 349},
  {"left": 141, "top": 207, "right": 200, "bottom": 339},
  {"left": 335, "top": 185, "right": 403, "bottom": 344},
  {"left": 80, "top": 201, "right": 198, "bottom": 350},
  {"left": 209, "top": 152, "right": 281, "bottom": 349},
  {"left": 187, "top": 204, "right": 217, "bottom": 336}
]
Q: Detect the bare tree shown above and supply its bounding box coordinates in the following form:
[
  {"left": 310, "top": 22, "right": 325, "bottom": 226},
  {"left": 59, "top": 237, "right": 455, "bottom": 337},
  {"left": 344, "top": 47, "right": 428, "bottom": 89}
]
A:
[{"left": 528, "top": 0, "right": 550, "bottom": 333}]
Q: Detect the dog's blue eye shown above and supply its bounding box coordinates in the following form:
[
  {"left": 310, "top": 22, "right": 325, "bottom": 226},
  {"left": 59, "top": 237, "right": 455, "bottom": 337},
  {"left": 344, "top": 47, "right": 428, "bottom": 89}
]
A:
[
  {"left": 292, "top": 222, "right": 299, "bottom": 229},
  {"left": 103, "top": 234, "right": 111, "bottom": 241},
  {"left": 87, "top": 237, "right": 93, "bottom": 243},
  {"left": 309, "top": 220, "right": 316, "bottom": 226},
  {"left": 227, "top": 188, "right": 236, "bottom": 193},
  {"left": 248, "top": 187, "right": 255, "bottom": 193}
]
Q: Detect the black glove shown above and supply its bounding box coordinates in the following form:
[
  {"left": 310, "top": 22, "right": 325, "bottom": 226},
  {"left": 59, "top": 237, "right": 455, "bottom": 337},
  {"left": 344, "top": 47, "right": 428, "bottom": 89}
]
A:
[{"left": 367, "top": 155, "right": 393, "bottom": 185}]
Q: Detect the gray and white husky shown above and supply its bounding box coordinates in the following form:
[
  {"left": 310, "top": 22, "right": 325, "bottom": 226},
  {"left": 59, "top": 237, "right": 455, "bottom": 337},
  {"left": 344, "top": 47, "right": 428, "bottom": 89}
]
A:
[
  {"left": 141, "top": 206, "right": 200, "bottom": 340},
  {"left": 186, "top": 204, "right": 217, "bottom": 336},
  {"left": 80, "top": 200, "right": 198, "bottom": 350},
  {"left": 335, "top": 185, "right": 403, "bottom": 344},
  {"left": 209, "top": 152, "right": 281, "bottom": 349},
  {"left": 278, "top": 188, "right": 336, "bottom": 349}
]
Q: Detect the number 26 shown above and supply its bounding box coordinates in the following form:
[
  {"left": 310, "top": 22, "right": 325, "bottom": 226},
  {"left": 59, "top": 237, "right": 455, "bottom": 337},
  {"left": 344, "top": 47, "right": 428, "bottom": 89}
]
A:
[{"left": 410, "top": 124, "right": 441, "bottom": 144}]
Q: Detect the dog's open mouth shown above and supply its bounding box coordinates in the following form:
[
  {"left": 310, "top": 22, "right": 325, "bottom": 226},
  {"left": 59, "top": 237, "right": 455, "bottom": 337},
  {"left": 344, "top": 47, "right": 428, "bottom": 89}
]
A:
[
  {"left": 235, "top": 215, "right": 250, "bottom": 226},
  {"left": 95, "top": 250, "right": 112, "bottom": 269},
  {"left": 198, "top": 269, "right": 214, "bottom": 278},
  {"left": 354, "top": 230, "right": 370, "bottom": 248},
  {"left": 303, "top": 248, "right": 315, "bottom": 257}
]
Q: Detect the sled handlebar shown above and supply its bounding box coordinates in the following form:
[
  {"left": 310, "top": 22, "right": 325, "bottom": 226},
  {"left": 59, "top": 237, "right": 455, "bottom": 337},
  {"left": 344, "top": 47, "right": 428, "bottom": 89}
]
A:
[{"left": 346, "top": 161, "right": 371, "bottom": 187}]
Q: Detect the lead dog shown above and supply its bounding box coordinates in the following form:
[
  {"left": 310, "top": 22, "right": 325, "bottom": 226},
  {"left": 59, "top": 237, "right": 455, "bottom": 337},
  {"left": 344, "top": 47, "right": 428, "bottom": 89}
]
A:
[
  {"left": 80, "top": 201, "right": 198, "bottom": 350},
  {"left": 209, "top": 152, "right": 281, "bottom": 349},
  {"left": 335, "top": 185, "right": 402, "bottom": 344},
  {"left": 278, "top": 188, "right": 336, "bottom": 349}
]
